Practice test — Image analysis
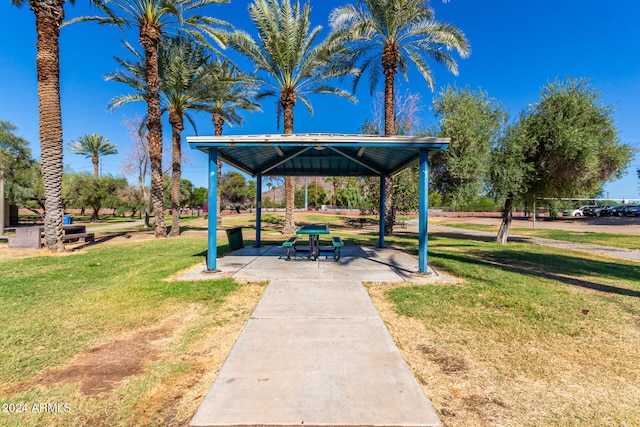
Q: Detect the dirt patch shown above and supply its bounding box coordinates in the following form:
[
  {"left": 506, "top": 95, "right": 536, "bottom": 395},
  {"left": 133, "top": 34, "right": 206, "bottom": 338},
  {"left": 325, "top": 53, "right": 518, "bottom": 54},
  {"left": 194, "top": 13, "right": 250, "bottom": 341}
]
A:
[
  {"left": 4, "top": 310, "right": 198, "bottom": 396},
  {"left": 417, "top": 345, "right": 468, "bottom": 375},
  {"left": 0, "top": 281, "right": 266, "bottom": 426}
]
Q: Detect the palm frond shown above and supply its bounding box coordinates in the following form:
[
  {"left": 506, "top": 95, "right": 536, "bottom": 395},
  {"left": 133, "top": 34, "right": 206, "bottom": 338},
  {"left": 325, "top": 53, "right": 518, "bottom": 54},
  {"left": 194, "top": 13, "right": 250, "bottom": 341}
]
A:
[
  {"left": 108, "top": 93, "right": 146, "bottom": 111},
  {"left": 327, "top": 0, "right": 470, "bottom": 96},
  {"left": 231, "top": 0, "right": 356, "bottom": 129}
]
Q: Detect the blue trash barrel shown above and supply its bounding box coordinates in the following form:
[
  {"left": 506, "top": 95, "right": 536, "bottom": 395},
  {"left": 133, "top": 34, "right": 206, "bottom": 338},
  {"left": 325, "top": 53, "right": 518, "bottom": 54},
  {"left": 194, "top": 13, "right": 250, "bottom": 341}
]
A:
[{"left": 63, "top": 214, "right": 72, "bottom": 224}]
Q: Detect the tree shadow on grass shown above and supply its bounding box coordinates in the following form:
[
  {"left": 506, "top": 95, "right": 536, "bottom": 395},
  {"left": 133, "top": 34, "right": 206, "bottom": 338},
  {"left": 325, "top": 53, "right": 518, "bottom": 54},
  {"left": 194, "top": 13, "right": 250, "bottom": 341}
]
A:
[
  {"left": 431, "top": 231, "right": 496, "bottom": 243},
  {"left": 433, "top": 248, "right": 640, "bottom": 298}
]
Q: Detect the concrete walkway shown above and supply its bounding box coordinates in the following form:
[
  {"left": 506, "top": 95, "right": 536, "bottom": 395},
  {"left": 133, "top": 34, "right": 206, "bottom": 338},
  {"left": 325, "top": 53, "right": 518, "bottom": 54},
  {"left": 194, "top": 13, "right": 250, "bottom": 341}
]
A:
[{"left": 186, "top": 245, "right": 444, "bottom": 427}]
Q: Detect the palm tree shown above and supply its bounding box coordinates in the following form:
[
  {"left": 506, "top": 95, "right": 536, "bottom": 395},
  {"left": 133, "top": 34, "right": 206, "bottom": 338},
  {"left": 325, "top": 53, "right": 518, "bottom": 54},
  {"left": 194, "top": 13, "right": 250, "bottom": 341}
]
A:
[
  {"left": 329, "top": 0, "right": 470, "bottom": 234},
  {"left": 229, "top": 0, "right": 356, "bottom": 234},
  {"left": 197, "top": 58, "right": 261, "bottom": 226},
  {"left": 69, "top": 0, "right": 230, "bottom": 238},
  {"left": 107, "top": 36, "right": 209, "bottom": 237},
  {"left": 159, "top": 36, "right": 209, "bottom": 237},
  {"left": 11, "top": 0, "right": 69, "bottom": 250},
  {"left": 69, "top": 133, "right": 118, "bottom": 178}
]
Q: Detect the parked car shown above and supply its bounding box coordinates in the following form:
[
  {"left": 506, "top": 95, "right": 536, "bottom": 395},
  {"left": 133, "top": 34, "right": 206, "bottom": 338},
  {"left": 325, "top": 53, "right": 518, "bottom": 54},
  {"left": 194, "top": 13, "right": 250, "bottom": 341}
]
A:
[
  {"left": 599, "top": 205, "right": 622, "bottom": 216},
  {"left": 563, "top": 207, "right": 585, "bottom": 217},
  {"left": 621, "top": 204, "right": 637, "bottom": 216},
  {"left": 581, "top": 205, "right": 603, "bottom": 216},
  {"left": 632, "top": 206, "right": 640, "bottom": 217}
]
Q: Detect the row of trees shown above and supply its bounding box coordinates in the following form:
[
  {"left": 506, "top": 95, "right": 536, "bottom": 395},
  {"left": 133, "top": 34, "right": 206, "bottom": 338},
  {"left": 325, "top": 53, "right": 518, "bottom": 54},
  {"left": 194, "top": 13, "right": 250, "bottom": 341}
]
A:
[
  {"left": 430, "top": 80, "right": 634, "bottom": 243},
  {"left": 23, "top": 171, "right": 207, "bottom": 223},
  {"left": 10, "top": 0, "right": 634, "bottom": 249},
  {"left": 12, "top": 0, "right": 469, "bottom": 250},
  {"left": 3, "top": 75, "right": 636, "bottom": 245}
]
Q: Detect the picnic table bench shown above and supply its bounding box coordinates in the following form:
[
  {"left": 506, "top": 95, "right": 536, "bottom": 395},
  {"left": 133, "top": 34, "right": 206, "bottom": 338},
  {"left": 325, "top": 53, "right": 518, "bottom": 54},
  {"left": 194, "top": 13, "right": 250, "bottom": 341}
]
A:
[
  {"left": 331, "top": 236, "right": 344, "bottom": 261},
  {"left": 394, "top": 220, "right": 407, "bottom": 229},
  {"left": 8, "top": 225, "right": 94, "bottom": 248},
  {"left": 60, "top": 225, "right": 95, "bottom": 243},
  {"left": 282, "top": 224, "right": 345, "bottom": 261},
  {"left": 281, "top": 236, "right": 298, "bottom": 260}
]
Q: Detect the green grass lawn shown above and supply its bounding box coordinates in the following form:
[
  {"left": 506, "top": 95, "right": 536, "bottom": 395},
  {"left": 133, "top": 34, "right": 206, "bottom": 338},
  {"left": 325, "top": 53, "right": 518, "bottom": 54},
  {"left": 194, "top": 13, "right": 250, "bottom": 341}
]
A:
[
  {"left": 0, "top": 237, "right": 259, "bottom": 426},
  {"left": 382, "top": 235, "right": 640, "bottom": 426},
  {"left": 1, "top": 212, "right": 639, "bottom": 426},
  {"left": 0, "top": 238, "right": 232, "bottom": 384}
]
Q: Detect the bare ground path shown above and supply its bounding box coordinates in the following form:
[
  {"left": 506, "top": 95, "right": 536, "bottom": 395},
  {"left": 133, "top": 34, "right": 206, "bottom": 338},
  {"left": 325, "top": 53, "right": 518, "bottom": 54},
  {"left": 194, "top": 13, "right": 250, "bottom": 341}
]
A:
[{"left": 425, "top": 215, "right": 640, "bottom": 261}]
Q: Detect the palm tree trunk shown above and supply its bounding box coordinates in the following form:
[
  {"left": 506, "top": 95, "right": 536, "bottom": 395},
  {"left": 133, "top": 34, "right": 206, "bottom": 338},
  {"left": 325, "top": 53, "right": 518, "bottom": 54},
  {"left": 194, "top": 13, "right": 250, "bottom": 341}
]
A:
[
  {"left": 34, "top": 1, "right": 65, "bottom": 251},
  {"left": 382, "top": 43, "right": 399, "bottom": 236},
  {"left": 496, "top": 193, "right": 514, "bottom": 244},
  {"left": 282, "top": 90, "right": 296, "bottom": 235},
  {"left": 140, "top": 24, "right": 166, "bottom": 238},
  {"left": 213, "top": 113, "right": 224, "bottom": 227},
  {"left": 168, "top": 110, "right": 184, "bottom": 237},
  {"left": 92, "top": 155, "right": 99, "bottom": 178}
]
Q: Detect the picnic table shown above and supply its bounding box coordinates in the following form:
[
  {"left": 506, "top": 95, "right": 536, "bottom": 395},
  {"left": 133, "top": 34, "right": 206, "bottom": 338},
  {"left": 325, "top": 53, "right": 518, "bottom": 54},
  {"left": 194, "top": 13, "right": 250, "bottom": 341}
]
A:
[
  {"left": 8, "top": 225, "right": 94, "bottom": 248},
  {"left": 295, "top": 224, "right": 330, "bottom": 260},
  {"left": 282, "top": 224, "right": 344, "bottom": 261}
]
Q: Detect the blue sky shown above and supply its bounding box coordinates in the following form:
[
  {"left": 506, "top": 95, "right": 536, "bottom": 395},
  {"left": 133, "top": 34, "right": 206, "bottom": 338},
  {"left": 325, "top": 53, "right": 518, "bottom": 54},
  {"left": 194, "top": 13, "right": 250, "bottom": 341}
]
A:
[{"left": 1, "top": 0, "right": 639, "bottom": 200}]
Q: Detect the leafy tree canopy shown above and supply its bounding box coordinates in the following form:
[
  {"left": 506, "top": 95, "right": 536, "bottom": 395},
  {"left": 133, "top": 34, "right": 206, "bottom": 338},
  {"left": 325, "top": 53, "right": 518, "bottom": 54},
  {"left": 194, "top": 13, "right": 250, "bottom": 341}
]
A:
[
  {"left": 221, "top": 171, "right": 254, "bottom": 211},
  {"left": 430, "top": 86, "right": 508, "bottom": 208},
  {"left": 519, "top": 78, "right": 634, "bottom": 202},
  {"left": 490, "top": 77, "right": 634, "bottom": 243},
  {"left": 0, "top": 120, "right": 37, "bottom": 204},
  {"left": 64, "top": 174, "right": 128, "bottom": 222},
  {"left": 191, "top": 187, "right": 207, "bottom": 207}
]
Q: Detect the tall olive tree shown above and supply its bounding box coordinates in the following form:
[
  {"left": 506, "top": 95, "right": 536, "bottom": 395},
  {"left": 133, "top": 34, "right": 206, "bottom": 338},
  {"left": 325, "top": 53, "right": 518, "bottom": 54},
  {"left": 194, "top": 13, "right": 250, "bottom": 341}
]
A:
[
  {"left": 11, "top": 0, "right": 70, "bottom": 250},
  {"left": 229, "top": 0, "right": 356, "bottom": 234},
  {"left": 491, "top": 78, "right": 634, "bottom": 243},
  {"left": 69, "top": 0, "right": 230, "bottom": 237},
  {"left": 489, "top": 121, "right": 532, "bottom": 244},
  {"left": 520, "top": 78, "right": 633, "bottom": 206},
  {"left": 328, "top": 0, "right": 470, "bottom": 234},
  {"left": 430, "top": 86, "right": 508, "bottom": 208}
]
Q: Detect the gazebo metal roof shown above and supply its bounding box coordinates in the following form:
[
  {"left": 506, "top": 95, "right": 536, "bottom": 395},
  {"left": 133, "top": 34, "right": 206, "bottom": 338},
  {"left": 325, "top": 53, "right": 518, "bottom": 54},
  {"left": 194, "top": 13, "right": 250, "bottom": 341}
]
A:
[
  {"left": 187, "top": 133, "right": 450, "bottom": 275},
  {"left": 187, "top": 133, "right": 449, "bottom": 177}
]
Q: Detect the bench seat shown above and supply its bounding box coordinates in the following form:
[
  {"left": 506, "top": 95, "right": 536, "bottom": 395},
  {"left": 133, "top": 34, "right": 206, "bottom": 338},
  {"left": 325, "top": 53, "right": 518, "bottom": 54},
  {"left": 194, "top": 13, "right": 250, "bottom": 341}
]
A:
[
  {"left": 282, "top": 236, "right": 298, "bottom": 260},
  {"left": 282, "top": 236, "right": 298, "bottom": 247},
  {"left": 62, "top": 232, "right": 95, "bottom": 243},
  {"left": 332, "top": 236, "right": 344, "bottom": 260}
]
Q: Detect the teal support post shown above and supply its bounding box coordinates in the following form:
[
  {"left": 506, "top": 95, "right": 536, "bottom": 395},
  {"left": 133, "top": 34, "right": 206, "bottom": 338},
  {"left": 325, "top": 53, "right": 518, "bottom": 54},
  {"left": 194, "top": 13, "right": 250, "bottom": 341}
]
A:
[
  {"left": 418, "top": 148, "right": 429, "bottom": 274},
  {"left": 255, "top": 173, "right": 262, "bottom": 247},
  {"left": 378, "top": 174, "right": 385, "bottom": 248},
  {"left": 207, "top": 148, "right": 218, "bottom": 271}
]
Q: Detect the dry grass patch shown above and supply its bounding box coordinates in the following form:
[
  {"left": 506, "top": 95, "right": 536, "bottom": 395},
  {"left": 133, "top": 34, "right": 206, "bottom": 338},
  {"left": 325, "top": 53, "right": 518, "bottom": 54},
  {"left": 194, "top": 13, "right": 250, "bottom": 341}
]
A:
[
  {"left": 365, "top": 239, "right": 640, "bottom": 427},
  {"left": 1, "top": 281, "right": 267, "bottom": 427},
  {"left": 130, "top": 280, "right": 267, "bottom": 426}
]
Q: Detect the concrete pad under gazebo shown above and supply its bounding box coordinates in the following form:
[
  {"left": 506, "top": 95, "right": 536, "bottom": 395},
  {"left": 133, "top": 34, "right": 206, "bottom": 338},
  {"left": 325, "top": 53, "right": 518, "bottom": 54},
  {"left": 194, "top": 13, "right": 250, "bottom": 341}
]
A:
[{"left": 187, "top": 133, "right": 449, "bottom": 274}]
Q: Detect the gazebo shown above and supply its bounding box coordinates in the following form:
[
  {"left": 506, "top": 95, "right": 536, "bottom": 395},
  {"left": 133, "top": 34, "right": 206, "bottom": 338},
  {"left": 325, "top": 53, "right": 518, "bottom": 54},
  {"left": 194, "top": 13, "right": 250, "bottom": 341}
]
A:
[{"left": 187, "top": 133, "right": 449, "bottom": 274}]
